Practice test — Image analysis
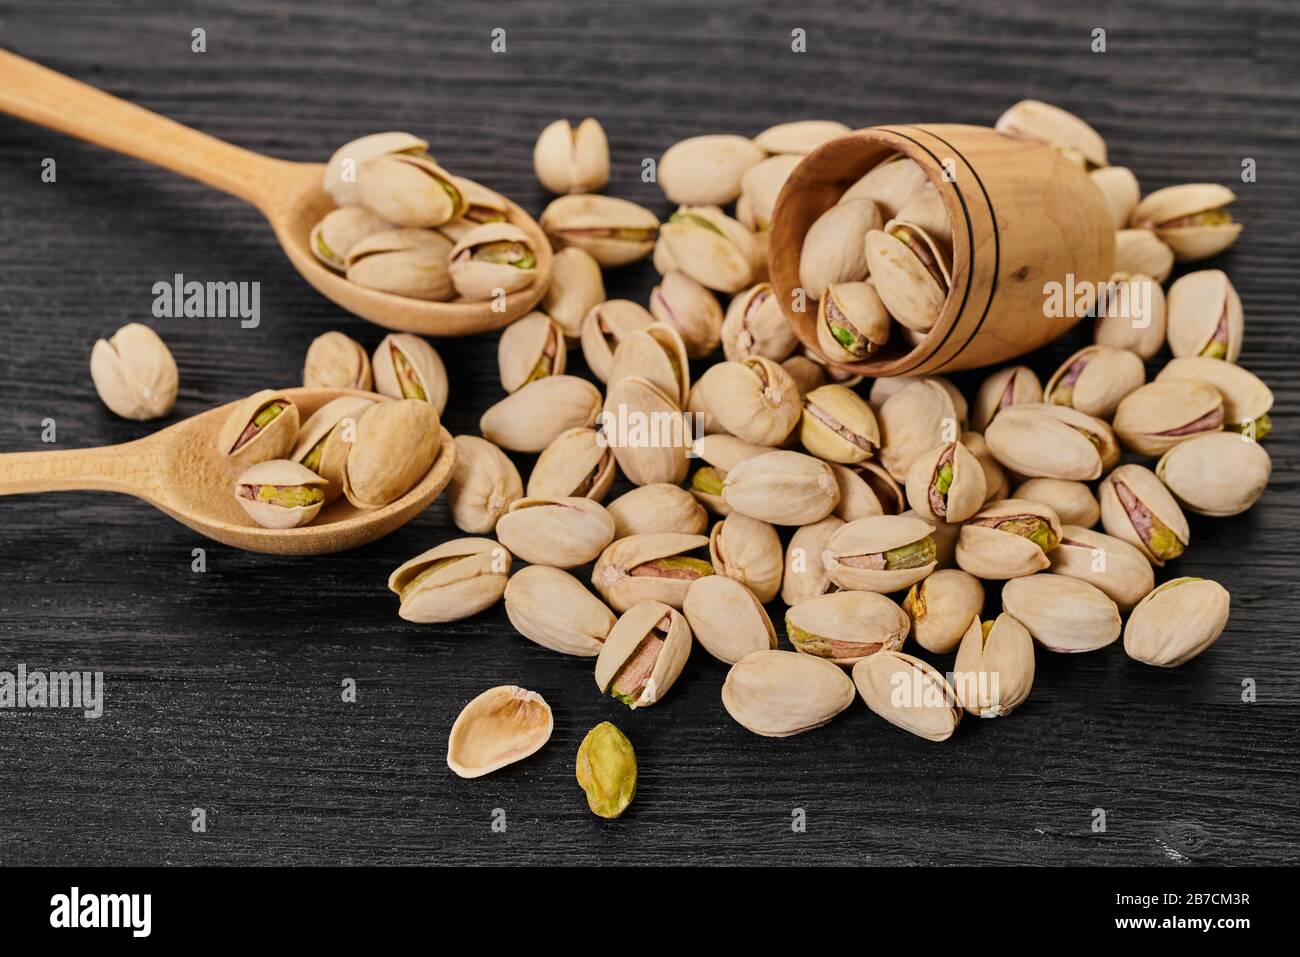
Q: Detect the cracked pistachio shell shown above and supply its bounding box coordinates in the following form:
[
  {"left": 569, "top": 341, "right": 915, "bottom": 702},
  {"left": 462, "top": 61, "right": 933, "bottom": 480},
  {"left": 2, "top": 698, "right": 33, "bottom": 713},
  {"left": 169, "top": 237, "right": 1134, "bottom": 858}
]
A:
[
  {"left": 650, "top": 271, "right": 724, "bottom": 359},
  {"left": 1012, "top": 478, "right": 1099, "bottom": 528},
  {"left": 782, "top": 355, "right": 827, "bottom": 395},
  {"left": 995, "top": 99, "right": 1108, "bottom": 168},
  {"left": 905, "top": 441, "right": 985, "bottom": 523},
  {"left": 1094, "top": 272, "right": 1167, "bottom": 359},
  {"left": 903, "top": 568, "right": 985, "bottom": 654},
  {"left": 723, "top": 282, "right": 799, "bottom": 362},
  {"left": 609, "top": 322, "right": 690, "bottom": 406},
  {"left": 233, "top": 459, "right": 327, "bottom": 529},
  {"left": 781, "top": 515, "right": 844, "bottom": 605},
  {"left": 533, "top": 117, "right": 609, "bottom": 194},
  {"left": 89, "top": 322, "right": 178, "bottom": 421},
  {"left": 972, "top": 365, "right": 1042, "bottom": 433},
  {"left": 984, "top": 403, "right": 1115, "bottom": 481},
  {"left": 449, "top": 222, "right": 538, "bottom": 301},
  {"left": 606, "top": 483, "right": 708, "bottom": 539},
  {"left": 528, "top": 427, "right": 616, "bottom": 502},
  {"left": 1113, "top": 380, "right": 1224, "bottom": 456},
  {"left": 303, "top": 331, "right": 372, "bottom": 391},
  {"left": 878, "top": 379, "right": 961, "bottom": 481},
  {"left": 1133, "top": 184, "right": 1241, "bottom": 262},
  {"left": 754, "top": 120, "right": 850, "bottom": 155},
  {"left": 291, "top": 396, "right": 375, "bottom": 504},
  {"left": 1098, "top": 464, "right": 1189, "bottom": 566},
  {"left": 737, "top": 154, "right": 801, "bottom": 231},
  {"left": 600, "top": 377, "right": 691, "bottom": 486},
  {"left": 1090, "top": 165, "right": 1141, "bottom": 229},
  {"left": 684, "top": 575, "right": 777, "bottom": 664},
  {"left": 323, "top": 131, "right": 429, "bottom": 205},
  {"left": 658, "top": 205, "right": 759, "bottom": 293},
  {"left": 446, "top": 685, "right": 552, "bottom": 779},
  {"left": 1002, "top": 573, "right": 1121, "bottom": 653},
  {"left": 543, "top": 247, "right": 605, "bottom": 339},
  {"left": 787, "top": 591, "right": 909, "bottom": 667},
  {"left": 723, "top": 649, "right": 855, "bottom": 737},
  {"left": 695, "top": 357, "right": 801, "bottom": 446},
  {"left": 798, "top": 198, "right": 881, "bottom": 300},
  {"left": 708, "top": 512, "right": 782, "bottom": 604},
  {"left": 1156, "top": 431, "right": 1271, "bottom": 517},
  {"left": 1045, "top": 345, "right": 1145, "bottom": 419},
  {"left": 865, "top": 219, "right": 952, "bottom": 334},
  {"left": 591, "top": 532, "right": 713, "bottom": 613},
  {"left": 356, "top": 153, "right": 466, "bottom": 228},
  {"left": 952, "top": 613, "right": 1035, "bottom": 717},
  {"left": 906, "top": 507, "right": 958, "bottom": 569},
  {"left": 1124, "top": 577, "right": 1230, "bottom": 667},
  {"left": 688, "top": 433, "right": 773, "bottom": 515},
  {"left": 800, "top": 384, "right": 880, "bottom": 464},
  {"left": 346, "top": 228, "right": 453, "bottom": 300},
  {"left": 372, "top": 333, "right": 448, "bottom": 413},
  {"left": 495, "top": 496, "right": 615, "bottom": 568},
  {"left": 580, "top": 300, "right": 655, "bottom": 383},
  {"left": 540, "top": 194, "right": 659, "bottom": 268},
  {"left": 1113, "top": 228, "right": 1174, "bottom": 283},
  {"left": 447, "top": 435, "right": 523, "bottom": 533},
  {"left": 1048, "top": 524, "right": 1154, "bottom": 612},
  {"left": 831, "top": 461, "right": 905, "bottom": 521},
  {"left": 956, "top": 498, "right": 1062, "bottom": 580},
  {"left": 387, "top": 537, "right": 511, "bottom": 623},
  {"left": 841, "top": 155, "right": 929, "bottom": 220},
  {"left": 310, "top": 205, "right": 391, "bottom": 271},
  {"left": 451, "top": 176, "right": 509, "bottom": 226},
  {"left": 576, "top": 721, "right": 636, "bottom": 819},
  {"left": 659, "top": 134, "right": 765, "bottom": 206},
  {"left": 815, "top": 281, "right": 891, "bottom": 363},
  {"left": 1166, "top": 270, "right": 1244, "bottom": 362},
  {"left": 962, "top": 431, "right": 1009, "bottom": 504},
  {"left": 218, "top": 389, "right": 301, "bottom": 466},
  {"left": 504, "top": 565, "right": 616, "bottom": 657},
  {"left": 342, "top": 399, "right": 441, "bottom": 509},
  {"left": 722, "top": 450, "right": 840, "bottom": 526},
  {"left": 1157, "top": 357, "right": 1272, "bottom": 435},
  {"left": 480, "top": 375, "right": 601, "bottom": 453},
  {"left": 594, "top": 601, "right": 692, "bottom": 708},
  {"left": 853, "top": 651, "right": 961, "bottom": 742},
  {"left": 498, "top": 311, "right": 566, "bottom": 394},
  {"left": 896, "top": 181, "right": 952, "bottom": 249},
  {"left": 823, "top": 514, "right": 937, "bottom": 593}
]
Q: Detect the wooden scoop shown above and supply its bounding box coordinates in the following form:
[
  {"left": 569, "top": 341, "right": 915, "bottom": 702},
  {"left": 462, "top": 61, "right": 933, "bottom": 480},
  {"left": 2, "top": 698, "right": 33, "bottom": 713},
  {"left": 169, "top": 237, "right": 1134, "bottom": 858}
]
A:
[
  {"left": 0, "top": 48, "right": 550, "bottom": 337},
  {"left": 0, "top": 389, "right": 456, "bottom": 555}
]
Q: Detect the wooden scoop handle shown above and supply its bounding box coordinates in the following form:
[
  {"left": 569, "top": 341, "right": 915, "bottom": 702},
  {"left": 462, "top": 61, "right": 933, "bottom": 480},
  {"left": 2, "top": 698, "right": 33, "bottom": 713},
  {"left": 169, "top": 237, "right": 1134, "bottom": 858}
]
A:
[{"left": 0, "top": 441, "right": 159, "bottom": 496}]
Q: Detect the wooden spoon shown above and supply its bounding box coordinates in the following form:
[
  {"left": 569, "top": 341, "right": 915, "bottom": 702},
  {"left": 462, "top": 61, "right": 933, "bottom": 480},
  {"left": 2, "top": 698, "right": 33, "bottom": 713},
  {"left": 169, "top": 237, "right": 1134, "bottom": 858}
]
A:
[
  {"left": 0, "top": 388, "right": 457, "bottom": 555},
  {"left": 0, "top": 48, "right": 550, "bottom": 337}
]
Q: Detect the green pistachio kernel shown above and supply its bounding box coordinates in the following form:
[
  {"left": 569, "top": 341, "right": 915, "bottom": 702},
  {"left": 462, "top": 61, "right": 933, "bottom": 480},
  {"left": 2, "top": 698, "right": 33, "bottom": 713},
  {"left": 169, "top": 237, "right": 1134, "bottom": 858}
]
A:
[
  {"left": 475, "top": 240, "right": 536, "bottom": 269},
  {"left": 995, "top": 517, "right": 1059, "bottom": 552},
  {"left": 256, "top": 485, "right": 324, "bottom": 509},
  {"left": 315, "top": 232, "right": 336, "bottom": 262},
  {"left": 300, "top": 437, "right": 326, "bottom": 473},
  {"left": 575, "top": 722, "right": 637, "bottom": 820},
  {"left": 1200, "top": 340, "right": 1228, "bottom": 359},
  {"left": 691, "top": 467, "right": 725, "bottom": 497},
  {"left": 252, "top": 402, "right": 285, "bottom": 430},
  {"left": 400, "top": 556, "right": 460, "bottom": 600},
  {"left": 933, "top": 463, "right": 954, "bottom": 497},
  {"left": 636, "top": 556, "right": 714, "bottom": 579},
  {"left": 392, "top": 347, "right": 426, "bottom": 401},
  {"left": 1146, "top": 519, "right": 1185, "bottom": 561},
  {"left": 883, "top": 537, "right": 937, "bottom": 570},
  {"left": 669, "top": 212, "right": 724, "bottom": 236}
]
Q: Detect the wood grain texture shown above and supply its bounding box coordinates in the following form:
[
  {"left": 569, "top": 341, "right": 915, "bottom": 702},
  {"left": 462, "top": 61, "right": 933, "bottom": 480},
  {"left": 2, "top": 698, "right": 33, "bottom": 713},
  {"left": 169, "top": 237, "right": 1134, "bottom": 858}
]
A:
[{"left": 1, "top": 0, "right": 1298, "bottom": 866}]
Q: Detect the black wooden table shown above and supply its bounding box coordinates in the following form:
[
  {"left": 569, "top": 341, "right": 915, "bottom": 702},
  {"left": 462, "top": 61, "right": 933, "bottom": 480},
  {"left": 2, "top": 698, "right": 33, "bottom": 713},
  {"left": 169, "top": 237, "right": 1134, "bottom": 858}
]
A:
[{"left": 2, "top": 0, "right": 1297, "bottom": 866}]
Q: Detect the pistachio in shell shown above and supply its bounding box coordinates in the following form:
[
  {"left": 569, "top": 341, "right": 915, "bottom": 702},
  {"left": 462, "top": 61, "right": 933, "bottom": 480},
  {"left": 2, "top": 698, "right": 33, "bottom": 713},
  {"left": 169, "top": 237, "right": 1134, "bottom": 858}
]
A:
[
  {"left": 575, "top": 721, "right": 636, "bottom": 819},
  {"left": 233, "top": 459, "right": 327, "bottom": 529},
  {"left": 722, "top": 649, "right": 856, "bottom": 737},
  {"left": 528, "top": 427, "right": 615, "bottom": 502},
  {"left": 1123, "top": 577, "right": 1231, "bottom": 667},
  {"left": 303, "top": 330, "right": 372, "bottom": 391},
  {"left": 540, "top": 194, "right": 659, "bottom": 268},
  {"left": 591, "top": 533, "right": 714, "bottom": 613},
  {"left": 971, "top": 365, "right": 1042, "bottom": 433},
  {"left": 544, "top": 246, "right": 605, "bottom": 339},
  {"left": 533, "top": 117, "right": 609, "bottom": 194},
  {"left": 1166, "top": 269, "right": 1244, "bottom": 362},
  {"left": 372, "top": 332, "right": 448, "bottom": 413},
  {"left": 781, "top": 515, "right": 844, "bottom": 606},
  {"left": 89, "top": 322, "right": 178, "bottom": 421},
  {"left": 754, "top": 120, "right": 850, "bottom": 155},
  {"left": 956, "top": 498, "right": 1062, "bottom": 580},
  {"left": 1012, "top": 478, "right": 1099, "bottom": 529},
  {"left": 722, "top": 282, "right": 799, "bottom": 362},
  {"left": 1112, "top": 380, "right": 1224, "bottom": 457},
  {"left": 852, "top": 651, "right": 962, "bottom": 742},
  {"left": 1093, "top": 272, "right": 1166, "bottom": 360},
  {"left": 815, "top": 281, "right": 891, "bottom": 362},
  {"left": 495, "top": 496, "right": 616, "bottom": 569},
  {"left": 822, "top": 514, "right": 937, "bottom": 593},
  {"left": 737, "top": 153, "right": 801, "bottom": 232},
  {"left": 342, "top": 399, "right": 441, "bottom": 509},
  {"left": 1132, "top": 183, "right": 1241, "bottom": 262},
  {"left": 831, "top": 461, "right": 906, "bottom": 521},
  {"left": 218, "top": 389, "right": 301, "bottom": 466},
  {"left": 694, "top": 357, "right": 802, "bottom": 446},
  {"left": 984, "top": 403, "right": 1116, "bottom": 481},
  {"left": 447, "top": 434, "right": 524, "bottom": 533},
  {"left": 600, "top": 376, "right": 692, "bottom": 487},
  {"left": 504, "top": 565, "right": 615, "bottom": 657},
  {"left": 309, "top": 205, "right": 391, "bottom": 271},
  {"left": 786, "top": 590, "right": 908, "bottom": 667},
  {"left": 800, "top": 384, "right": 880, "bottom": 464},
  {"left": 650, "top": 271, "right": 724, "bottom": 359},
  {"left": 606, "top": 483, "right": 707, "bottom": 540},
  {"left": 904, "top": 441, "right": 985, "bottom": 523},
  {"left": 594, "top": 601, "right": 692, "bottom": 708},
  {"left": 687, "top": 433, "right": 773, "bottom": 516},
  {"left": 877, "top": 379, "right": 961, "bottom": 481},
  {"left": 952, "top": 614, "right": 1035, "bottom": 717},
  {"left": 1156, "top": 356, "right": 1272, "bottom": 439},
  {"left": 658, "top": 134, "right": 765, "bottom": 206},
  {"left": 448, "top": 222, "right": 538, "bottom": 301},
  {"left": 840, "top": 155, "right": 929, "bottom": 220},
  {"left": 995, "top": 99, "right": 1108, "bottom": 168},
  {"left": 1155, "top": 431, "right": 1271, "bottom": 517},
  {"left": 1045, "top": 345, "right": 1145, "bottom": 419},
  {"left": 1048, "top": 524, "right": 1155, "bottom": 612},
  {"left": 1089, "top": 165, "right": 1140, "bottom": 229},
  {"left": 480, "top": 375, "right": 602, "bottom": 453},
  {"left": 721, "top": 450, "right": 840, "bottom": 526},
  {"left": 865, "top": 219, "right": 952, "bottom": 333},
  {"left": 683, "top": 574, "right": 778, "bottom": 665},
  {"left": 1001, "top": 573, "right": 1121, "bottom": 653},
  {"left": 1113, "top": 228, "right": 1174, "bottom": 283},
  {"left": 1098, "top": 464, "right": 1189, "bottom": 566},
  {"left": 356, "top": 153, "right": 466, "bottom": 228},
  {"left": 903, "top": 568, "right": 985, "bottom": 655},
  {"left": 323, "top": 131, "right": 429, "bottom": 206},
  {"left": 798, "top": 198, "right": 881, "bottom": 301},
  {"left": 387, "top": 537, "right": 511, "bottom": 623},
  {"left": 708, "top": 512, "right": 783, "bottom": 604},
  {"left": 346, "top": 228, "right": 453, "bottom": 300},
  {"left": 579, "top": 299, "right": 655, "bottom": 383},
  {"left": 608, "top": 322, "right": 691, "bottom": 407},
  {"left": 446, "top": 685, "right": 553, "bottom": 778},
  {"left": 657, "top": 205, "right": 759, "bottom": 294},
  {"left": 498, "top": 311, "right": 566, "bottom": 394},
  {"left": 290, "top": 395, "right": 375, "bottom": 504}
]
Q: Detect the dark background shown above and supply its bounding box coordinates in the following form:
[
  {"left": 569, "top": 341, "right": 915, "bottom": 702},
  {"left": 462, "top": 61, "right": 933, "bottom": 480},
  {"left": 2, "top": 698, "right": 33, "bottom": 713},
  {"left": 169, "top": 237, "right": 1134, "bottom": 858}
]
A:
[{"left": 1, "top": 0, "right": 1297, "bottom": 866}]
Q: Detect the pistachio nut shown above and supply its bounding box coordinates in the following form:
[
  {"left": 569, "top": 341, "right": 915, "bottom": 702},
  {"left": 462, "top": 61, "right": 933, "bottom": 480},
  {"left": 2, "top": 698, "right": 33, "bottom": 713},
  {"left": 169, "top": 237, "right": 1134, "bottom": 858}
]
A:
[
  {"left": 592, "top": 532, "right": 713, "bottom": 613},
  {"left": 1132, "top": 183, "right": 1241, "bottom": 262},
  {"left": 1113, "top": 380, "right": 1224, "bottom": 456},
  {"left": 529, "top": 426, "right": 616, "bottom": 502},
  {"left": 896, "top": 181, "right": 953, "bottom": 249},
  {"left": 687, "top": 433, "right": 772, "bottom": 516},
  {"left": 840, "top": 155, "right": 929, "bottom": 220},
  {"left": 355, "top": 153, "right": 466, "bottom": 228},
  {"left": 1093, "top": 272, "right": 1167, "bottom": 359},
  {"left": 903, "top": 568, "right": 985, "bottom": 654},
  {"left": 606, "top": 483, "right": 708, "bottom": 539},
  {"left": 447, "top": 434, "right": 523, "bottom": 533},
  {"left": 543, "top": 246, "right": 606, "bottom": 340},
  {"left": 869, "top": 375, "right": 967, "bottom": 422},
  {"left": 754, "top": 120, "right": 850, "bottom": 155},
  {"left": 579, "top": 299, "right": 655, "bottom": 383},
  {"left": 1156, "top": 431, "right": 1271, "bottom": 517},
  {"left": 303, "top": 330, "right": 373, "bottom": 391},
  {"left": 387, "top": 537, "right": 511, "bottom": 623},
  {"left": 722, "top": 282, "right": 799, "bottom": 362},
  {"left": 1045, "top": 345, "right": 1145, "bottom": 419},
  {"left": 984, "top": 403, "right": 1116, "bottom": 481},
  {"left": 736, "top": 154, "right": 801, "bottom": 232},
  {"left": 323, "top": 131, "right": 429, "bottom": 206},
  {"left": 89, "top": 322, "right": 178, "bottom": 421},
  {"left": 540, "top": 194, "right": 659, "bottom": 268},
  {"left": 831, "top": 461, "right": 906, "bottom": 521},
  {"left": 1166, "top": 269, "right": 1244, "bottom": 361},
  {"left": 907, "top": 507, "right": 959, "bottom": 569},
  {"left": 291, "top": 396, "right": 375, "bottom": 504},
  {"left": 1157, "top": 356, "right": 1272, "bottom": 439},
  {"left": 799, "top": 384, "right": 879, "bottom": 464},
  {"left": 956, "top": 498, "right": 1062, "bottom": 580},
  {"left": 994, "top": 99, "right": 1107, "bottom": 168},
  {"left": 695, "top": 357, "right": 801, "bottom": 446},
  {"left": 683, "top": 575, "right": 778, "bottom": 664},
  {"left": 495, "top": 496, "right": 615, "bottom": 568},
  {"left": 450, "top": 176, "right": 509, "bottom": 227},
  {"left": 1113, "top": 228, "right": 1174, "bottom": 283},
  {"left": 865, "top": 219, "right": 952, "bottom": 334},
  {"left": 904, "top": 441, "right": 986, "bottom": 524},
  {"left": 1012, "top": 478, "right": 1099, "bottom": 528},
  {"left": 310, "top": 205, "right": 391, "bottom": 271},
  {"left": 217, "top": 389, "right": 301, "bottom": 466},
  {"left": 961, "top": 431, "right": 1009, "bottom": 504},
  {"left": 342, "top": 399, "right": 441, "bottom": 509},
  {"left": 971, "top": 365, "right": 1042, "bottom": 433},
  {"left": 1047, "top": 524, "right": 1155, "bottom": 612},
  {"left": 815, "top": 281, "right": 891, "bottom": 362},
  {"left": 600, "top": 376, "right": 691, "bottom": 486},
  {"left": 594, "top": 601, "right": 692, "bottom": 708},
  {"left": 346, "top": 228, "right": 453, "bottom": 300},
  {"left": 609, "top": 322, "right": 690, "bottom": 406},
  {"left": 822, "top": 514, "right": 937, "bottom": 593},
  {"left": 708, "top": 512, "right": 782, "bottom": 603},
  {"left": 657, "top": 205, "right": 759, "bottom": 293},
  {"left": 504, "top": 565, "right": 616, "bottom": 657},
  {"left": 786, "top": 591, "right": 907, "bottom": 668},
  {"left": 233, "top": 459, "right": 327, "bottom": 529},
  {"left": 658, "top": 134, "right": 765, "bottom": 206},
  {"left": 723, "top": 649, "right": 855, "bottom": 737},
  {"left": 1098, "top": 464, "right": 1189, "bottom": 566},
  {"left": 372, "top": 333, "right": 449, "bottom": 413},
  {"left": 798, "top": 198, "right": 881, "bottom": 300},
  {"left": 1124, "top": 577, "right": 1231, "bottom": 667},
  {"left": 448, "top": 222, "right": 538, "bottom": 301},
  {"left": 1002, "top": 573, "right": 1122, "bottom": 653},
  {"left": 853, "top": 651, "right": 961, "bottom": 742},
  {"left": 952, "top": 614, "right": 1035, "bottom": 718},
  {"left": 446, "top": 685, "right": 552, "bottom": 779},
  {"left": 650, "top": 271, "right": 724, "bottom": 359},
  {"left": 877, "top": 379, "right": 961, "bottom": 481},
  {"left": 533, "top": 117, "right": 609, "bottom": 194},
  {"left": 497, "top": 311, "right": 566, "bottom": 394},
  {"left": 575, "top": 721, "right": 636, "bottom": 819},
  {"left": 781, "top": 515, "right": 844, "bottom": 605},
  {"left": 781, "top": 355, "right": 827, "bottom": 395},
  {"left": 722, "top": 450, "right": 840, "bottom": 526},
  {"left": 480, "top": 375, "right": 601, "bottom": 453},
  {"left": 1089, "top": 165, "right": 1140, "bottom": 229}
]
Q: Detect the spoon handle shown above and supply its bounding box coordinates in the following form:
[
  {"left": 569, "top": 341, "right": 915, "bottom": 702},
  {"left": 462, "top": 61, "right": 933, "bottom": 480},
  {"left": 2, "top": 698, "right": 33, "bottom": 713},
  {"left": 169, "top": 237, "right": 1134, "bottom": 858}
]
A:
[
  {"left": 0, "top": 48, "right": 298, "bottom": 211},
  {"left": 0, "top": 441, "right": 158, "bottom": 497}
]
